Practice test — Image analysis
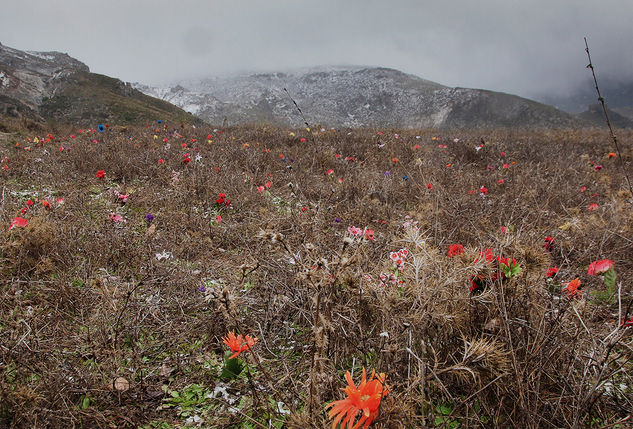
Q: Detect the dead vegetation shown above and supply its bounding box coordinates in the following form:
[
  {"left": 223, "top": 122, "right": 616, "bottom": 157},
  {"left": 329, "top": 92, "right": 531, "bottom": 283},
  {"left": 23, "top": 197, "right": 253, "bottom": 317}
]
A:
[{"left": 0, "top": 123, "right": 632, "bottom": 428}]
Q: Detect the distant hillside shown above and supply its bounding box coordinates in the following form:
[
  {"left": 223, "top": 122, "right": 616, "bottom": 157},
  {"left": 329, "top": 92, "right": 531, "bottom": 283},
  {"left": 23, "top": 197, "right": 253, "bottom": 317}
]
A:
[
  {"left": 533, "top": 75, "right": 633, "bottom": 120},
  {"left": 136, "top": 66, "right": 582, "bottom": 129},
  {"left": 0, "top": 42, "right": 202, "bottom": 127}
]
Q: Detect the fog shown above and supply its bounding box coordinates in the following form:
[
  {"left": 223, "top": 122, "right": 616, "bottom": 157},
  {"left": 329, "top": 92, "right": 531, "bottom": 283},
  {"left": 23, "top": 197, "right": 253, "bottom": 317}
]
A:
[{"left": 2, "top": 0, "right": 632, "bottom": 99}]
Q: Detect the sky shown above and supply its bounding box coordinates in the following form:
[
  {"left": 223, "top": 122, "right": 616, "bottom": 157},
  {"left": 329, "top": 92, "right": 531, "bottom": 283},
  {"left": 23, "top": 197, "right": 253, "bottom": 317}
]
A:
[{"left": 1, "top": 0, "right": 632, "bottom": 99}]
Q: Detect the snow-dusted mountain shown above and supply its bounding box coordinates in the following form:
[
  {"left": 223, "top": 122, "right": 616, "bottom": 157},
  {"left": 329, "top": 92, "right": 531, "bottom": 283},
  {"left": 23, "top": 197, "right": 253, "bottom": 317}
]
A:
[
  {"left": 0, "top": 42, "right": 200, "bottom": 126},
  {"left": 0, "top": 42, "right": 89, "bottom": 118},
  {"left": 135, "top": 66, "right": 581, "bottom": 128}
]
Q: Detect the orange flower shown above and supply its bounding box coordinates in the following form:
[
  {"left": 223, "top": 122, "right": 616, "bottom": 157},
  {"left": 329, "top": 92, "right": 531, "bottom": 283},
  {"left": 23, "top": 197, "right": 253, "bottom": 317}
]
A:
[
  {"left": 326, "top": 368, "right": 388, "bottom": 429},
  {"left": 562, "top": 278, "right": 582, "bottom": 298},
  {"left": 222, "top": 331, "right": 257, "bottom": 359}
]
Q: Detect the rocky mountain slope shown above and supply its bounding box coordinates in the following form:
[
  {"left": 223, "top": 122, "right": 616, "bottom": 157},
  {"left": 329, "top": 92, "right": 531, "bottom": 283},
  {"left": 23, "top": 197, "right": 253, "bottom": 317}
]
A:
[
  {"left": 0, "top": 42, "right": 201, "bottom": 126},
  {"left": 135, "top": 66, "right": 583, "bottom": 129}
]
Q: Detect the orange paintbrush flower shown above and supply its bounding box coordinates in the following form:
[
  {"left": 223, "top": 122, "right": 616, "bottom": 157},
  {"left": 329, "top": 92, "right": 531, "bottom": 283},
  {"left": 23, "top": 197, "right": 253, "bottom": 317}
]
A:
[
  {"left": 222, "top": 331, "right": 257, "bottom": 359},
  {"left": 326, "top": 368, "right": 388, "bottom": 429},
  {"left": 562, "top": 278, "right": 582, "bottom": 298}
]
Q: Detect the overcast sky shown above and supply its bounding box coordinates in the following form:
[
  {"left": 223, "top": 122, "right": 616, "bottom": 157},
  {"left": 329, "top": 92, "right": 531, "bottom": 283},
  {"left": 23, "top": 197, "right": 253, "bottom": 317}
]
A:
[{"left": 1, "top": 0, "right": 632, "bottom": 98}]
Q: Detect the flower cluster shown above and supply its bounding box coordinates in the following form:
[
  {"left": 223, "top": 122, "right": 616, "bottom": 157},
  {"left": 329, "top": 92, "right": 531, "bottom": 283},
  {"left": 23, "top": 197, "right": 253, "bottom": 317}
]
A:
[
  {"left": 216, "top": 192, "right": 231, "bottom": 207},
  {"left": 390, "top": 248, "right": 408, "bottom": 270},
  {"left": 377, "top": 248, "right": 409, "bottom": 288},
  {"left": 402, "top": 216, "right": 419, "bottom": 231},
  {"left": 326, "top": 368, "right": 388, "bottom": 429},
  {"left": 378, "top": 272, "right": 402, "bottom": 287},
  {"left": 470, "top": 248, "right": 518, "bottom": 293},
  {"left": 347, "top": 226, "right": 375, "bottom": 242}
]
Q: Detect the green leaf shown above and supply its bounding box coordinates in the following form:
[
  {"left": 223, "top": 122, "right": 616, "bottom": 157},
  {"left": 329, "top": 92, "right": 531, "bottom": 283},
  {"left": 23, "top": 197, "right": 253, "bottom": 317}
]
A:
[
  {"left": 221, "top": 357, "right": 243, "bottom": 380},
  {"left": 81, "top": 396, "right": 91, "bottom": 409},
  {"left": 603, "top": 267, "right": 617, "bottom": 291}
]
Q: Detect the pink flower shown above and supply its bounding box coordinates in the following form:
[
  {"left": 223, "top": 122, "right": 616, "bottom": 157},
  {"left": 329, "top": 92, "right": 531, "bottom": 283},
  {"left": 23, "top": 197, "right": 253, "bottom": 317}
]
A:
[
  {"left": 594, "top": 165, "right": 603, "bottom": 170},
  {"left": 501, "top": 226, "right": 508, "bottom": 234},
  {"left": 497, "top": 179, "right": 504, "bottom": 184},
  {"left": 588, "top": 203, "right": 599, "bottom": 211},
  {"left": 579, "top": 186, "right": 587, "bottom": 192},
  {"left": 109, "top": 213, "right": 124, "bottom": 222},
  {"left": 326, "top": 169, "right": 334, "bottom": 176},
  {"left": 347, "top": 226, "right": 363, "bottom": 236},
  {"left": 587, "top": 259, "right": 614, "bottom": 275},
  {"left": 216, "top": 215, "right": 222, "bottom": 224},
  {"left": 265, "top": 181, "right": 272, "bottom": 189},
  {"left": 257, "top": 185, "right": 265, "bottom": 194}
]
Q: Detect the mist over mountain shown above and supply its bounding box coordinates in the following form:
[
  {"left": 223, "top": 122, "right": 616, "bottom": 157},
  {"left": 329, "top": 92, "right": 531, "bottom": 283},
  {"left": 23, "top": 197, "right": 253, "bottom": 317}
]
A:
[
  {"left": 531, "top": 74, "right": 633, "bottom": 122},
  {"left": 134, "top": 66, "right": 585, "bottom": 129}
]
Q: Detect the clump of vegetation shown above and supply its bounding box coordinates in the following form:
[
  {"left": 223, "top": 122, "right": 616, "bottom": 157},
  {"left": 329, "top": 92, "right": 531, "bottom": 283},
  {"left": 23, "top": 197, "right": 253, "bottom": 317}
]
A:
[{"left": 0, "top": 122, "right": 632, "bottom": 427}]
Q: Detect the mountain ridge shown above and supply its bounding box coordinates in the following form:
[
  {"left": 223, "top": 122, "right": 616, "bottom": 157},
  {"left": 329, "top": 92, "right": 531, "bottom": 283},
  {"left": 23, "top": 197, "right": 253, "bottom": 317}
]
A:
[
  {"left": 135, "top": 66, "right": 588, "bottom": 129},
  {"left": 0, "top": 42, "right": 202, "bottom": 127}
]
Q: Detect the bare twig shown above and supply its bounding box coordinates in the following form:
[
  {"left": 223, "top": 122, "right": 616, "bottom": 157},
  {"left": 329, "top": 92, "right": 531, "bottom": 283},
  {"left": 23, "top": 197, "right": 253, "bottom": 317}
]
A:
[{"left": 584, "top": 37, "right": 633, "bottom": 199}]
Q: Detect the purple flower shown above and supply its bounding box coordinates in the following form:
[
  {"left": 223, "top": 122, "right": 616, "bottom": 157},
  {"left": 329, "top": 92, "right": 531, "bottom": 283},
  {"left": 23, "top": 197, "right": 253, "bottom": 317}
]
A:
[
  {"left": 334, "top": 218, "right": 342, "bottom": 223},
  {"left": 197, "top": 285, "right": 206, "bottom": 293},
  {"left": 384, "top": 171, "right": 390, "bottom": 176},
  {"left": 145, "top": 213, "right": 155, "bottom": 222}
]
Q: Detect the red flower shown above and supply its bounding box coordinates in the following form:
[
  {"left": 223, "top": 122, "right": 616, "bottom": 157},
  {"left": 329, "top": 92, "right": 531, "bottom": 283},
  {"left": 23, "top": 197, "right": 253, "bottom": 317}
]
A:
[
  {"left": 562, "top": 278, "right": 582, "bottom": 298},
  {"left": 96, "top": 170, "right": 106, "bottom": 179},
  {"left": 588, "top": 203, "right": 599, "bottom": 211},
  {"left": 426, "top": 183, "right": 433, "bottom": 190},
  {"left": 363, "top": 229, "right": 375, "bottom": 241},
  {"left": 544, "top": 236, "right": 555, "bottom": 252},
  {"left": 587, "top": 259, "right": 614, "bottom": 275},
  {"left": 326, "top": 368, "right": 388, "bottom": 429},
  {"left": 222, "top": 331, "right": 257, "bottom": 359},
  {"left": 479, "top": 186, "right": 488, "bottom": 195},
  {"left": 158, "top": 159, "right": 165, "bottom": 164},
  {"left": 448, "top": 244, "right": 464, "bottom": 258},
  {"left": 9, "top": 217, "right": 28, "bottom": 230},
  {"left": 546, "top": 267, "right": 559, "bottom": 277}
]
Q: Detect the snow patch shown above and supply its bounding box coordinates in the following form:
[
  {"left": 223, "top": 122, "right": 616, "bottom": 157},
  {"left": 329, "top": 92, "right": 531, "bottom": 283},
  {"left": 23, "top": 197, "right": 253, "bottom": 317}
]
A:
[{"left": 26, "top": 51, "right": 56, "bottom": 61}]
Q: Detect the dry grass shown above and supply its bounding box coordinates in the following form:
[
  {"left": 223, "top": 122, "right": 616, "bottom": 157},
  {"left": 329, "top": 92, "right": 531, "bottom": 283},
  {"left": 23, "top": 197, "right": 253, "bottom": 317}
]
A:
[{"left": 0, "top": 123, "right": 632, "bottom": 428}]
